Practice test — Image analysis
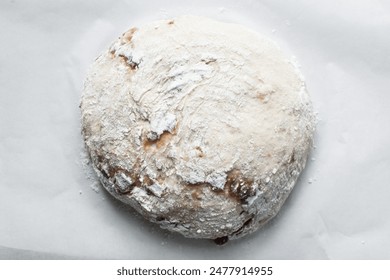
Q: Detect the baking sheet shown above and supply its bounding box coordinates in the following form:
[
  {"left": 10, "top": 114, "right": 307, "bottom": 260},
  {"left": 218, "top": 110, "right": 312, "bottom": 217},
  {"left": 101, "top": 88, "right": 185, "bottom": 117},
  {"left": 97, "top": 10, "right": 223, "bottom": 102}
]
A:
[{"left": 1, "top": 0, "right": 390, "bottom": 259}]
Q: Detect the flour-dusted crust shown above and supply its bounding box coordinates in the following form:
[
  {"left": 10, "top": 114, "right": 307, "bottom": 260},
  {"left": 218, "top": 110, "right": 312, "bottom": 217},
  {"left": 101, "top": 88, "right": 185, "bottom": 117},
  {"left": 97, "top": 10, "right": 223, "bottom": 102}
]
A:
[{"left": 81, "top": 16, "right": 315, "bottom": 242}]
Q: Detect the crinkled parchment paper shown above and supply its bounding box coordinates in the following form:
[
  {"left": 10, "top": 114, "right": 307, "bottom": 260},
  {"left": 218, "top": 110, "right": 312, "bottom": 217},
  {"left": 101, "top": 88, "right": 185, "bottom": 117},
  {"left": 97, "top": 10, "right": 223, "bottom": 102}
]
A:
[{"left": 1, "top": 0, "right": 390, "bottom": 259}]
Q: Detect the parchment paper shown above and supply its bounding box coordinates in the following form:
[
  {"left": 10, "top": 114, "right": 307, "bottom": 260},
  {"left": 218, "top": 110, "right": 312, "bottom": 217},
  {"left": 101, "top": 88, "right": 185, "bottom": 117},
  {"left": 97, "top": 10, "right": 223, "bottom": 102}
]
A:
[{"left": 1, "top": 0, "right": 390, "bottom": 259}]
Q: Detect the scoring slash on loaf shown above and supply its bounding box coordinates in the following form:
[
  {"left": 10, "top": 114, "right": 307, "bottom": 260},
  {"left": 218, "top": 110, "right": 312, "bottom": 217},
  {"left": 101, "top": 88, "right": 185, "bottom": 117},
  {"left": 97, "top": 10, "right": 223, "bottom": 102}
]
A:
[{"left": 80, "top": 16, "right": 315, "bottom": 244}]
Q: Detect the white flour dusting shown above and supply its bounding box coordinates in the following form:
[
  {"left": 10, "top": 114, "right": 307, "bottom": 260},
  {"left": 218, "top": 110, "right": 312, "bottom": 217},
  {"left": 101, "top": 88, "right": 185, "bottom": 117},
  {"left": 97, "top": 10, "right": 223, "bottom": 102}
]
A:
[{"left": 80, "top": 16, "right": 315, "bottom": 241}]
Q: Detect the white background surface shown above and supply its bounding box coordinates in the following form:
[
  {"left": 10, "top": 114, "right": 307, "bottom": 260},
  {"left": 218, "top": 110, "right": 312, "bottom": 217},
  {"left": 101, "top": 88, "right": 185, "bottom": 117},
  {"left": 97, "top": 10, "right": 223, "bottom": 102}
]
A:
[{"left": 1, "top": 0, "right": 389, "bottom": 259}]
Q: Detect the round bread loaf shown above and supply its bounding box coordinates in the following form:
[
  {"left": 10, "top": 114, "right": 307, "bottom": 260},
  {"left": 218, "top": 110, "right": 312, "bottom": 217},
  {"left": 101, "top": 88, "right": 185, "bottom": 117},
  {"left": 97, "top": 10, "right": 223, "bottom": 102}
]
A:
[{"left": 81, "top": 16, "right": 315, "bottom": 242}]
